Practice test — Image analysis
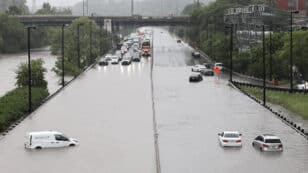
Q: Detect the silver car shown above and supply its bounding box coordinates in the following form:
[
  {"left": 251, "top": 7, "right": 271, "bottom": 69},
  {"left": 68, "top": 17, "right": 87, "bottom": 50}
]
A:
[{"left": 252, "top": 134, "right": 283, "bottom": 152}]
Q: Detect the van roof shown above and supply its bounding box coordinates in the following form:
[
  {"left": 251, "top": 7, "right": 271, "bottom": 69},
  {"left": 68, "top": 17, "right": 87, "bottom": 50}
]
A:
[{"left": 28, "top": 131, "right": 62, "bottom": 136}]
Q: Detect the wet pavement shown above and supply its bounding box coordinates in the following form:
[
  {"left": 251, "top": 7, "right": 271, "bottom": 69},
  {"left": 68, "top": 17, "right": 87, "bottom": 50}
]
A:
[
  {"left": 152, "top": 28, "right": 308, "bottom": 173},
  {"left": 0, "top": 28, "right": 307, "bottom": 173},
  {"left": 0, "top": 48, "right": 60, "bottom": 96}
]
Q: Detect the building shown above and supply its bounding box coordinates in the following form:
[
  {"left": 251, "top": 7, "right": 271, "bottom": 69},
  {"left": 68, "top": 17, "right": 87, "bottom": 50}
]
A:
[{"left": 275, "top": 0, "right": 306, "bottom": 15}]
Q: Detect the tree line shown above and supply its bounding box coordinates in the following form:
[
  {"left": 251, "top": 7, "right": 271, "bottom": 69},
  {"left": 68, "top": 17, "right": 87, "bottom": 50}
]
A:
[{"left": 176, "top": 0, "right": 308, "bottom": 82}]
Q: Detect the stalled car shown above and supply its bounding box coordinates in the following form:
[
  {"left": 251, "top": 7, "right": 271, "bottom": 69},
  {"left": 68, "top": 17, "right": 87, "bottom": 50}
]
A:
[
  {"left": 218, "top": 131, "right": 242, "bottom": 147},
  {"left": 192, "top": 51, "right": 201, "bottom": 58},
  {"left": 24, "top": 131, "right": 79, "bottom": 150},
  {"left": 214, "top": 63, "right": 223, "bottom": 70},
  {"left": 252, "top": 134, "right": 283, "bottom": 152},
  {"left": 200, "top": 69, "right": 214, "bottom": 76},
  {"left": 110, "top": 56, "right": 120, "bottom": 64},
  {"left": 98, "top": 58, "right": 108, "bottom": 66},
  {"left": 191, "top": 65, "right": 207, "bottom": 72},
  {"left": 189, "top": 74, "right": 203, "bottom": 83}
]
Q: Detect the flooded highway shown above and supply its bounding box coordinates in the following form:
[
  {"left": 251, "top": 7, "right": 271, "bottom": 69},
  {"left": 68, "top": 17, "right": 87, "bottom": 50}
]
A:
[
  {"left": 153, "top": 28, "right": 308, "bottom": 173},
  {"left": 0, "top": 48, "right": 60, "bottom": 96},
  {"left": 0, "top": 28, "right": 307, "bottom": 173},
  {"left": 0, "top": 56, "right": 155, "bottom": 172}
]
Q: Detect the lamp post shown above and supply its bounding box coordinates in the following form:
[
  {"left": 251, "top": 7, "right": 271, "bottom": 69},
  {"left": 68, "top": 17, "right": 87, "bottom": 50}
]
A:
[
  {"left": 61, "top": 24, "right": 69, "bottom": 87},
  {"left": 262, "top": 25, "right": 266, "bottom": 106},
  {"left": 290, "top": 10, "right": 299, "bottom": 92},
  {"left": 89, "top": 22, "right": 93, "bottom": 65},
  {"left": 225, "top": 25, "right": 233, "bottom": 82},
  {"left": 83, "top": 0, "right": 85, "bottom": 16},
  {"left": 27, "top": 26, "right": 36, "bottom": 113},
  {"left": 269, "top": 26, "right": 273, "bottom": 81}
]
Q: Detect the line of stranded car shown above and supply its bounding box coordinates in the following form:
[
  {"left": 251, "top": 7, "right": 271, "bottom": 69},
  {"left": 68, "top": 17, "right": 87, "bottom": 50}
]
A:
[
  {"left": 218, "top": 131, "right": 283, "bottom": 152},
  {"left": 24, "top": 129, "right": 283, "bottom": 152},
  {"left": 189, "top": 63, "right": 223, "bottom": 83},
  {"left": 99, "top": 30, "right": 152, "bottom": 67}
]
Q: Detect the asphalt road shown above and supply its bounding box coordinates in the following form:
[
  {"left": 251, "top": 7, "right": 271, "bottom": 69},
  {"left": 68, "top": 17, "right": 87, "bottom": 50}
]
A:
[
  {"left": 0, "top": 27, "right": 307, "bottom": 173},
  {"left": 152, "top": 28, "right": 308, "bottom": 173}
]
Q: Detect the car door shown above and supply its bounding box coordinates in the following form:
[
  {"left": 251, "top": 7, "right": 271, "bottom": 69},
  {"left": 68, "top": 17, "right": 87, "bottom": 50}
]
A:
[{"left": 54, "top": 134, "right": 70, "bottom": 147}]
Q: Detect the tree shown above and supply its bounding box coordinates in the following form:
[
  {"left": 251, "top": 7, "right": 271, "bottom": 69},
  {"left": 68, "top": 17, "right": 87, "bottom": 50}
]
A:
[
  {"left": 15, "top": 59, "right": 48, "bottom": 88},
  {"left": 51, "top": 17, "right": 112, "bottom": 76},
  {"left": 6, "top": 5, "right": 23, "bottom": 15}
]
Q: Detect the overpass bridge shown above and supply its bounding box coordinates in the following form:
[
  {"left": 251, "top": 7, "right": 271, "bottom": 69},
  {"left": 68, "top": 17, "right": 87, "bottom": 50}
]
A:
[{"left": 16, "top": 15, "right": 192, "bottom": 26}]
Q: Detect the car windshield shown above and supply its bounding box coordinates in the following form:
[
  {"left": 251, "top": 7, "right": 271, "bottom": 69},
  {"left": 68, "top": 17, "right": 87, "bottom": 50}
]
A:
[
  {"left": 265, "top": 139, "right": 281, "bottom": 143},
  {"left": 224, "top": 133, "right": 239, "bottom": 138}
]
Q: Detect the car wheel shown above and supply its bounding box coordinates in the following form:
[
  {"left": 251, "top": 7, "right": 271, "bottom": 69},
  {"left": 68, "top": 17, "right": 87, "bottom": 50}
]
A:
[
  {"left": 69, "top": 143, "right": 76, "bottom": 147},
  {"left": 35, "top": 146, "right": 42, "bottom": 150},
  {"left": 259, "top": 147, "right": 263, "bottom": 152},
  {"left": 252, "top": 142, "right": 255, "bottom": 147}
]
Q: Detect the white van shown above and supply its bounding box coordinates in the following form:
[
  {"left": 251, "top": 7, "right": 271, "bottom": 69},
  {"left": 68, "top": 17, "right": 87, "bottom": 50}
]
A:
[{"left": 24, "top": 131, "right": 79, "bottom": 149}]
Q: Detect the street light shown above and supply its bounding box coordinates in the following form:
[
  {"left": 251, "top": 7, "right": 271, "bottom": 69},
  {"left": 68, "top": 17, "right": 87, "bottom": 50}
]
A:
[
  {"left": 225, "top": 25, "right": 233, "bottom": 82},
  {"left": 89, "top": 22, "right": 93, "bottom": 65},
  {"left": 290, "top": 10, "right": 299, "bottom": 92},
  {"left": 77, "top": 24, "right": 84, "bottom": 69},
  {"left": 61, "top": 24, "right": 69, "bottom": 87},
  {"left": 26, "top": 25, "right": 36, "bottom": 113},
  {"left": 262, "top": 25, "right": 266, "bottom": 106}
]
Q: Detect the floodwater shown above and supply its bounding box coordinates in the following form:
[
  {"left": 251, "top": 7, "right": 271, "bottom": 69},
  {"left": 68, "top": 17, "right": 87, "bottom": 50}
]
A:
[
  {"left": 0, "top": 48, "right": 60, "bottom": 96},
  {"left": 153, "top": 28, "right": 308, "bottom": 173},
  {"left": 0, "top": 28, "right": 307, "bottom": 173}
]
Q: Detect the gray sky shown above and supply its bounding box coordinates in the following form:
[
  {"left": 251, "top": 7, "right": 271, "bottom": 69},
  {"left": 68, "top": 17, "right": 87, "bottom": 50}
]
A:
[{"left": 26, "top": 0, "right": 82, "bottom": 8}]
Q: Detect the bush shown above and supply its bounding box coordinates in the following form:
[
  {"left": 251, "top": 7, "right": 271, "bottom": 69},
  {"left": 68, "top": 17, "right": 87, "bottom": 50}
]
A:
[
  {"left": 15, "top": 59, "right": 48, "bottom": 88},
  {"left": 0, "top": 87, "right": 49, "bottom": 132}
]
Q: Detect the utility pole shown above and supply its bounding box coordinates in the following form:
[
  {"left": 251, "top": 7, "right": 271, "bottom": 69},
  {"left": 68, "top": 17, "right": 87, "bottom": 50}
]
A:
[
  {"left": 290, "top": 10, "right": 299, "bottom": 92},
  {"left": 89, "top": 23, "right": 93, "bottom": 65},
  {"left": 86, "top": 0, "right": 89, "bottom": 16},
  {"left": 77, "top": 24, "right": 81, "bottom": 69},
  {"left": 262, "top": 25, "right": 266, "bottom": 106},
  {"left": 27, "top": 26, "right": 36, "bottom": 113},
  {"left": 61, "top": 24, "right": 66, "bottom": 87},
  {"left": 131, "top": 0, "right": 134, "bottom": 16},
  {"left": 225, "top": 25, "right": 233, "bottom": 82},
  {"left": 100, "top": 24, "right": 103, "bottom": 56},
  {"left": 269, "top": 27, "right": 273, "bottom": 81},
  {"left": 83, "top": 0, "right": 85, "bottom": 16}
]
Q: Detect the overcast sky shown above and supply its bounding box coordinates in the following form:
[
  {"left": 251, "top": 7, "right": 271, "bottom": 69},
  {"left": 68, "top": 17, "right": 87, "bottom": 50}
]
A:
[{"left": 26, "top": 0, "right": 211, "bottom": 8}]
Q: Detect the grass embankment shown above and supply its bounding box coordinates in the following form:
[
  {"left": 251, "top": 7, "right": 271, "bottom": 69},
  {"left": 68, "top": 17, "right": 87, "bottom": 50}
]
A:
[
  {"left": 0, "top": 87, "right": 49, "bottom": 132},
  {"left": 240, "top": 86, "right": 308, "bottom": 120}
]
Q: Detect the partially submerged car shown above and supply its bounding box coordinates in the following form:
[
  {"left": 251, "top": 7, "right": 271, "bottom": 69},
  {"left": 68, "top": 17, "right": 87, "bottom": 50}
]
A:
[
  {"left": 189, "top": 74, "right": 203, "bottom": 83},
  {"left": 25, "top": 131, "right": 79, "bottom": 150}
]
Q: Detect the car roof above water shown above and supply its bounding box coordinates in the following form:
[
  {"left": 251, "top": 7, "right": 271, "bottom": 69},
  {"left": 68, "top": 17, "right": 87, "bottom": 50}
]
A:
[{"left": 28, "top": 131, "right": 61, "bottom": 136}]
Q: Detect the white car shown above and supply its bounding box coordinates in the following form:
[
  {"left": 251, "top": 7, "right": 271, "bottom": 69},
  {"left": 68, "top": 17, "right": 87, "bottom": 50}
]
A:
[
  {"left": 218, "top": 131, "right": 242, "bottom": 147},
  {"left": 252, "top": 134, "right": 283, "bottom": 152},
  {"left": 191, "top": 65, "right": 207, "bottom": 72},
  {"left": 110, "top": 56, "right": 120, "bottom": 64},
  {"left": 25, "top": 131, "right": 79, "bottom": 149},
  {"left": 296, "top": 81, "right": 308, "bottom": 90},
  {"left": 214, "top": 63, "right": 223, "bottom": 70}
]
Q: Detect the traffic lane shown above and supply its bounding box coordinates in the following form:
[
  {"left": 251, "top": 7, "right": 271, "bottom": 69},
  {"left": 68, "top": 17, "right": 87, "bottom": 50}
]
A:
[
  {"left": 153, "top": 67, "right": 308, "bottom": 173},
  {"left": 0, "top": 59, "right": 155, "bottom": 173},
  {"left": 153, "top": 28, "right": 198, "bottom": 67}
]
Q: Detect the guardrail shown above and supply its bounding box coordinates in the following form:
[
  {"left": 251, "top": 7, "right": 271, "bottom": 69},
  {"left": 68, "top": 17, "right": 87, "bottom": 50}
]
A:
[
  {"left": 233, "top": 81, "right": 308, "bottom": 94},
  {"left": 231, "top": 81, "right": 308, "bottom": 139}
]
